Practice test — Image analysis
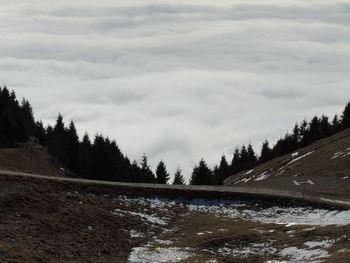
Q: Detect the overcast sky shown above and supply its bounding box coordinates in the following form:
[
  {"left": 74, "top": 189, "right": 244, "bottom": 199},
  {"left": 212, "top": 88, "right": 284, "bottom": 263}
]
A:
[{"left": 1, "top": 0, "right": 349, "bottom": 181}]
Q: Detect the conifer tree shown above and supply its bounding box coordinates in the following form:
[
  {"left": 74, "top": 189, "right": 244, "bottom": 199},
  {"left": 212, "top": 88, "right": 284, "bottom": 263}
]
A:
[
  {"left": 173, "top": 168, "right": 185, "bottom": 185},
  {"left": 156, "top": 160, "right": 170, "bottom": 184},
  {"left": 332, "top": 115, "right": 342, "bottom": 134},
  {"left": 34, "top": 121, "right": 47, "bottom": 146},
  {"left": 319, "top": 115, "right": 332, "bottom": 138},
  {"left": 260, "top": 140, "right": 273, "bottom": 163},
  {"left": 190, "top": 159, "right": 212, "bottom": 185},
  {"left": 217, "top": 155, "right": 229, "bottom": 184},
  {"left": 247, "top": 144, "right": 257, "bottom": 164},
  {"left": 140, "top": 154, "right": 156, "bottom": 183},
  {"left": 66, "top": 120, "right": 80, "bottom": 172},
  {"left": 342, "top": 101, "right": 350, "bottom": 129},
  {"left": 230, "top": 147, "right": 240, "bottom": 174},
  {"left": 79, "top": 133, "right": 92, "bottom": 178}
]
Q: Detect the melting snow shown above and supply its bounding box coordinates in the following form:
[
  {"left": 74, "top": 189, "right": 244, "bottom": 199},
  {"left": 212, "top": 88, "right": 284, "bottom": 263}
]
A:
[
  {"left": 288, "top": 151, "right": 315, "bottom": 165},
  {"left": 130, "top": 230, "right": 144, "bottom": 238},
  {"left": 113, "top": 208, "right": 167, "bottom": 225},
  {"left": 128, "top": 246, "right": 191, "bottom": 263},
  {"left": 280, "top": 246, "right": 329, "bottom": 262},
  {"left": 115, "top": 196, "right": 350, "bottom": 227},
  {"left": 292, "top": 152, "right": 299, "bottom": 157},
  {"left": 305, "top": 240, "right": 334, "bottom": 249},
  {"left": 215, "top": 242, "right": 276, "bottom": 257},
  {"left": 255, "top": 171, "right": 270, "bottom": 181},
  {"left": 246, "top": 169, "right": 254, "bottom": 175}
]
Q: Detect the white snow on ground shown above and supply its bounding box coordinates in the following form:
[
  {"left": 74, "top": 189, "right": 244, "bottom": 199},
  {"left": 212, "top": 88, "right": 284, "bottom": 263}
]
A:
[
  {"left": 115, "top": 196, "right": 350, "bottom": 226},
  {"left": 245, "top": 169, "right": 254, "bottom": 175},
  {"left": 128, "top": 246, "right": 192, "bottom": 263},
  {"left": 305, "top": 240, "right": 335, "bottom": 249},
  {"left": 280, "top": 246, "right": 329, "bottom": 262},
  {"left": 255, "top": 171, "right": 270, "bottom": 181},
  {"left": 288, "top": 151, "right": 315, "bottom": 165},
  {"left": 214, "top": 242, "right": 276, "bottom": 257},
  {"left": 130, "top": 230, "right": 144, "bottom": 238},
  {"left": 292, "top": 152, "right": 299, "bottom": 157},
  {"left": 113, "top": 208, "right": 167, "bottom": 225},
  {"left": 331, "top": 148, "right": 350, "bottom": 159},
  {"left": 114, "top": 195, "right": 350, "bottom": 262}
]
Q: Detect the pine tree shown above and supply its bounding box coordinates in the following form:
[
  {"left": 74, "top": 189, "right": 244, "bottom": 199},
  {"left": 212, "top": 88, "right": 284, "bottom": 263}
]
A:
[
  {"left": 260, "top": 140, "right": 273, "bottom": 163},
  {"left": 79, "top": 133, "right": 92, "bottom": 178},
  {"left": 217, "top": 155, "right": 229, "bottom": 184},
  {"left": 299, "top": 119, "right": 309, "bottom": 146},
  {"left": 342, "top": 101, "right": 350, "bottom": 129},
  {"left": 49, "top": 113, "right": 67, "bottom": 163},
  {"left": 332, "top": 115, "right": 342, "bottom": 134},
  {"left": 190, "top": 159, "right": 212, "bottom": 185},
  {"left": 319, "top": 115, "right": 332, "bottom": 138},
  {"left": 140, "top": 154, "right": 156, "bottom": 183},
  {"left": 34, "top": 121, "right": 47, "bottom": 146},
  {"left": 66, "top": 120, "right": 80, "bottom": 172},
  {"left": 309, "top": 116, "right": 321, "bottom": 143},
  {"left": 292, "top": 123, "right": 301, "bottom": 145},
  {"left": 155, "top": 160, "right": 170, "bottom": 184},
  {"left": 247, "top": 144, "right": 257, "bottom": 164},
  {"left": 230, "top": 147, "right": 240, "bottom": 174},
  {"left": 173, "top": 168, "right": 185, "bottom": 185}
]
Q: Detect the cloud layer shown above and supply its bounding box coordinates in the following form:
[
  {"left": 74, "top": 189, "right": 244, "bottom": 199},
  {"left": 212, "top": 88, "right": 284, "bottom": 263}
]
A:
[{"left": 1, "top": 0, "right": 350, "bottom": 180}]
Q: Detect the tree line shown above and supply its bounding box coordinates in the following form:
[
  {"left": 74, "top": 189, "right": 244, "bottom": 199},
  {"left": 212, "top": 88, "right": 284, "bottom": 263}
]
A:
[
  {"left": 1, "top": 86, "right": 350, "bottom": 186},
  {"left": 190, "top": 102, "right": 350, "bottom": 185},
  {"left": 0, "top": 86, "right": 185, "bottom": 185}
]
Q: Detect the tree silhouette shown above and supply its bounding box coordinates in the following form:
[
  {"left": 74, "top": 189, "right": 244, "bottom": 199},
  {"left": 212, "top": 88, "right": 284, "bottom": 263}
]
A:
[
  {"left": 190, "top": 159, "right": 212, "bottom": 185},
  {"left": 260, "top": 140, "right": 273, "bottom": 163},
  {"left": 156, "top": 160, "right": 170, "bottom": 184},
  {"left": 173, "top": 168, "right": 185, "bottom": 185},
  {"left": 140, "top": 155, "right": 156, "bottom": 183},
  {"left": 342, "top": 101, "right": 350, "bottom": 129}
]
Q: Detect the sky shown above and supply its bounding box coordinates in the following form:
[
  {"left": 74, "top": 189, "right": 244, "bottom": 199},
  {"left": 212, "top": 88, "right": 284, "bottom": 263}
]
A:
[{"left": 1, "top": 0, "right": 350, "bottom": 181}]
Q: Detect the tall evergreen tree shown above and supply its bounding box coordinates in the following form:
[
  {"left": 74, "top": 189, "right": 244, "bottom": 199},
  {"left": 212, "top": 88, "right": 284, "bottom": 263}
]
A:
[
  {"left": 140, "top": 154, "right": 156, "bottom": 183},
  {"left": 332, "top": 115, "right": 342, "bottom": 134},
  {"left": 230, "top": 147, "right": 240, "bottom": 174},
  {"left": 342, "top": 101, "right": 350, "bottom": 129},
  {"left": 190, "top": 159, "right": 212, "bottom": 185},
  {"left": 173, "top": 168, "right": 185, "bottom": 185},
  {"left": 155, "top": 160, "right": 170, "bottom": 184},
  {"left": 260, "top": 140, "right": 273, "bottom": 163},
  {"left": 66, "top": 120, "right": 80, "bottom": 172},
  {"left": 319, "top": 115, "right": 332, "bottom": 138}
]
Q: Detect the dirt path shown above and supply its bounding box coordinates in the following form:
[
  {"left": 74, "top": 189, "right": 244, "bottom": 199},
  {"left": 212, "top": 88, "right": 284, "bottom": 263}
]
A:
[{"left": 1, "top": 170, "right": 350, "bottom": 210}]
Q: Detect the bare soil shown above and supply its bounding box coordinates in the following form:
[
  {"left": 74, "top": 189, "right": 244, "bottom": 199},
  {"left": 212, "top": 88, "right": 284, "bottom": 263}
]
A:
[{"left": 0, "top": 147, "right": 64, "bottom": 177}]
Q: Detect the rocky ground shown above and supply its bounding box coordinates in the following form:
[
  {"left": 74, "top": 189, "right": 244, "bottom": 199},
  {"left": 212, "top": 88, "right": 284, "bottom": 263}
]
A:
[{"left": 1, "top": 175, "right": 350, "bottom": 263}]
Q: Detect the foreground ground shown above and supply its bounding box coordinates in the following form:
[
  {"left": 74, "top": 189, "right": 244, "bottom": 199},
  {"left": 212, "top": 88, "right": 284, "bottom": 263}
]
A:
[{"left": 1, "top": 174, "right": 350, "bottom": 263}]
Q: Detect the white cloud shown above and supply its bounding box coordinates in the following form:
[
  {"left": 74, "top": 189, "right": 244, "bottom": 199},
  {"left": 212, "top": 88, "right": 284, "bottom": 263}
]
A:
[{"left": 0, "top": 0, "right": 349, "bottom": 179}]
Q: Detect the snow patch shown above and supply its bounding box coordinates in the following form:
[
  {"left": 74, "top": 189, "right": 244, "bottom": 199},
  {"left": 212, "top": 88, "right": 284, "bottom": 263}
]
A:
[
  {"left": 280, "top": 246, "right": 329, "bottom": 262},
  {"left": 113, "top": 208, "right": 167, "bottom": 225},
  {"left": 305, "top": 240, "right": 334, "bottom": 249},
  {"left": 292, "top": 152, "right": 299, "bottom": 157},
  {"left": 128, "top": 246, "right": 191, "bottom": 263},
  {"left": 246, "top": 169, "right": 254, "bottom": 175},
  {"left": 255, "top": 171, "right": 270, "bottom": 181},
  {"left": 130, "top": 230, "right": 144, "bottom": 238},
  {"left": 288, "top": 151, "right": 315, "bottom": 165}
]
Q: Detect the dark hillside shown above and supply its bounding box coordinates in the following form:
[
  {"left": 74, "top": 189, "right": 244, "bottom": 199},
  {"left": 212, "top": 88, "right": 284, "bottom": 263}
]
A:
[{"left": 224, "top": 128, "right": 350, "bottom": 198}]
